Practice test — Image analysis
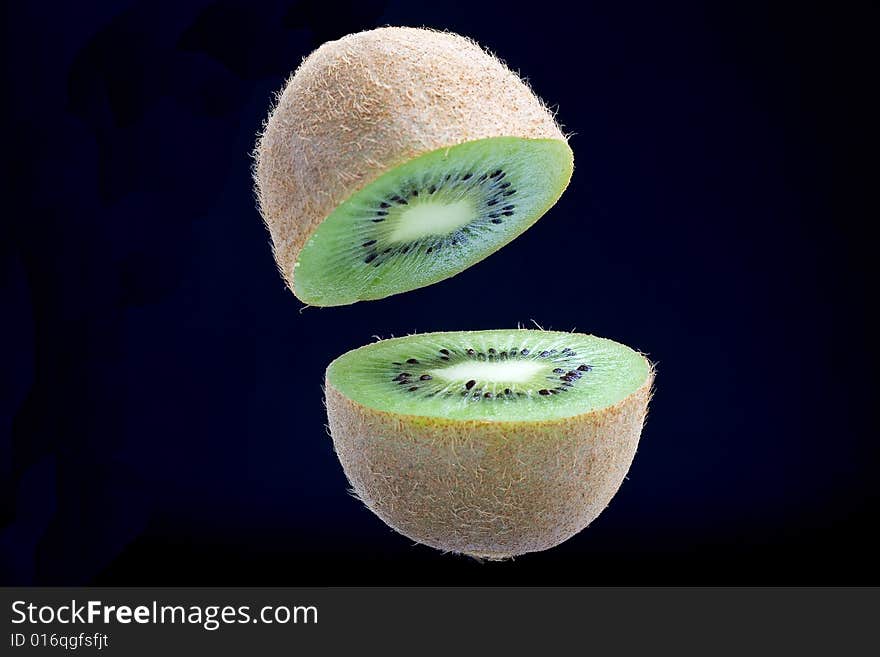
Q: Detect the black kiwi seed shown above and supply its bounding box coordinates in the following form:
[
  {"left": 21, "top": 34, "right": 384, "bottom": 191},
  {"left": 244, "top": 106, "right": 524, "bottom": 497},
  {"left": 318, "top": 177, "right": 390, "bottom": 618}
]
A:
[
  {"left": 509, "top": 349, "right": 518, "bottom": 356},
  {"left": 520, "top": 349, "right": 530, "bottom": 356},
  {"left": 539, "top": 351, "right": 550, "bottom": 357},
  {"left": 491, "top": 219, "right": 503, "bottom": 224},
  {"left": 488, "top": 348, "right": 496, "bottom": 355},
  {"left": 408, "top": 387, "right": 419, "bottom": 392},
  {"left": 379, "top": 202, "right": 390, "bottom": 209},
  {"left": 362, "top": 240, "right": 377, "bottom": 247},
  {"left": 484, "top": 392, "right": 493, "bottom": 399},
  {"left": 465, "top": 380, "right": 476, "bottom": 390},
  {"left": 499, "top": 182, "right": 511, "bottom": 189},
  {"left": 538, "top": 389, "right": 551, "bottom": 396},
  {"left": 504, "top": 388, "right": 512, "bottom": 395},
  {"left": 372, "top": 218, "right": 385, "bottom": 223},
  {"left": 411, "top": 190, "right": 419, "bottom": 197},
  {"left": 553, "top": 368, "right": 564, "bottom": 373},
  {"left": 429, "top": 185, "right": 437, "bottom": 194},
  {"left": 393, "top": 373, "right": 408, "bottom": 381},
  {"left": 567, "top": 371, "right": 579, "bottom": 377},
  {"left": 487, "top": 199, "right": 499, "bottom": 206},
  {"left": 578, "top": 364, "right": 592, "bottom": 371},
  {"left": 440, "top": 356, "right": 449, "bottom": 361},
  {"left": 503, "top": 189, "right": 516, "bottom": 197},
  {"left": 364, "top": 253, "right": 377, "bottom": 264},
  {"left": 466, "top": 349, "right": 476, "bottom": 356},
  {"left": 420, "top": 374, "right": 432, "bottom": 381},
  {"left": 491, "top": 170, "right": 503, "bottom": 178},
  {"left": 406, "top": 358, "right": 419, "bottom": 364},
  {"left": 462, "top": 173, "right": 473, "bottom": 180},
  {"left": 439, "top": 348, "right": 450, "bottom": 355}
]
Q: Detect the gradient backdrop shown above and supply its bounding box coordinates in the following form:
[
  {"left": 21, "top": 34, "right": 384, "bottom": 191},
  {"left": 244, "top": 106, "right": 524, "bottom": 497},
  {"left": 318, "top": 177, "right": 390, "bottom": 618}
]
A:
[{"left": 1, "top": 0, "right": 874, "bottom": 585}]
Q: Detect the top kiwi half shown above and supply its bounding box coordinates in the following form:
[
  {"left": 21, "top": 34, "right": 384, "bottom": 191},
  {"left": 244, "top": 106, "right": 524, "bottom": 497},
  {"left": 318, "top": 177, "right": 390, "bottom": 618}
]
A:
[{"left": 255, "top": 28, "right": 573, "bottom": 306}]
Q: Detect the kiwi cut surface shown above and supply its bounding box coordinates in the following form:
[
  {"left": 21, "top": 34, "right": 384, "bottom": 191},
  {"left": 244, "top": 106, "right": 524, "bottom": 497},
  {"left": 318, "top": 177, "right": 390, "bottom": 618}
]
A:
[
  {"left": 256, "top": 27, "right": 573, "bottom": 306},
  {"left": 326, "top": 330, "right": 653, "bottom": 558},
  {"left": 295, "top": 138, "right": 571, "bottom": 306}
]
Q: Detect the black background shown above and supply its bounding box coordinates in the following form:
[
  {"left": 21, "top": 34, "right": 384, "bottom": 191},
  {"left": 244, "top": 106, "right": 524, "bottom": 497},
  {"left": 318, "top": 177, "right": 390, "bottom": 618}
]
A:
[{"left": 1, "top": 1, "right": 875, "bottom": 585}]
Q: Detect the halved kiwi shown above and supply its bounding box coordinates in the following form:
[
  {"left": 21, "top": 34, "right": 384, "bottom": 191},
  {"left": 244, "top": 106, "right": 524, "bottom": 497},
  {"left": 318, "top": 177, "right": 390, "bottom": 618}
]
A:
[
  {"left": 256, "top": 28, "right": 573, "bottom": 306},
  {"left": 326, "top": 330, "right": 654, "bottom": 559}
]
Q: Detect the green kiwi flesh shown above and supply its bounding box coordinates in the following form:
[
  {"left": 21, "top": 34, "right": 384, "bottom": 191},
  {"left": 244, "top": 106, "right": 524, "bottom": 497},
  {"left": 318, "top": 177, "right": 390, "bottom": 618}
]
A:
[
  {"left": 327, "top": 329, "right": 649, "bottom": 422},
  {"left": 295, "top": 138, "right": 572, "bottom": 306}
]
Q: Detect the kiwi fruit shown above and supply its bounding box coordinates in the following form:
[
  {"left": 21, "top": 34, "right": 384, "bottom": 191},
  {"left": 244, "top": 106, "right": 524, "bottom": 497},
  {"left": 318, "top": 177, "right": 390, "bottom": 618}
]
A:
[
  {"left": 255, "top": 27, "right": 573, "bottom": 306},
  {"left": 325, "top": 329, "right": 653, "bottom": 559}
]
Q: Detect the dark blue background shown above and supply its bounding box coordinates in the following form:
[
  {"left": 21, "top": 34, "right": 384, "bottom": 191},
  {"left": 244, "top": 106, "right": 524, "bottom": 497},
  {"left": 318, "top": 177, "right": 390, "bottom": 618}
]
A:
[{"left": 1, "top": 1, "right": 874, "bottom": 584}]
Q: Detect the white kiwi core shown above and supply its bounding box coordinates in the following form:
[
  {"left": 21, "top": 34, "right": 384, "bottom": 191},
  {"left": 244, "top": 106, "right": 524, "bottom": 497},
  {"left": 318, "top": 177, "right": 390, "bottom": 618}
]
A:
[
  {"left": 389, "top": 200, "right": 474, "bottom": 243},
  {"left": 429, "top": 360, "right": 545, "bottom": 384}
]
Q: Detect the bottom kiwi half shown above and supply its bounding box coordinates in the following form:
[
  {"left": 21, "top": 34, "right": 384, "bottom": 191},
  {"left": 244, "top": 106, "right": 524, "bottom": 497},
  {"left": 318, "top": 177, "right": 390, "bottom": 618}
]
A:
[{"left": 325, "top": 329, "right": 654, "bottom": 559}]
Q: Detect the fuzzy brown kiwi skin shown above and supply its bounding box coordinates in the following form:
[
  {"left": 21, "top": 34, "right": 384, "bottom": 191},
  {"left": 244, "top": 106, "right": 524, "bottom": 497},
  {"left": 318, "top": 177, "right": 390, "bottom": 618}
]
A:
[
  {"left": 325, "top": 371, "right": 654, "bottom": 559},
  {"left": 255, "top": 27, "right": 570, "bottom": 300}
]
